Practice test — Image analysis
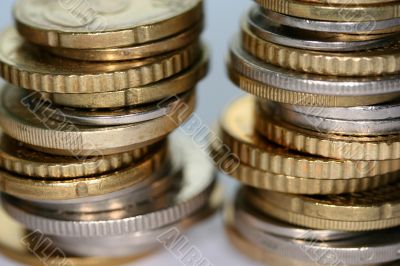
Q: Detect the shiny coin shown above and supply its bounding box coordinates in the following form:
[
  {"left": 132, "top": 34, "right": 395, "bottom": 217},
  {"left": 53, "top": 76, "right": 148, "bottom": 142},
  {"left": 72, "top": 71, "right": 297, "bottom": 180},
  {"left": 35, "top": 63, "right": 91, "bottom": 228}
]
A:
[
  {"left": 15, "top": 0, "right": 203, "bottom": 49},
  {"left": 248, "top": 7, "right": 397, "bottom": 51},
  {"left": 42, "top": 48, "right": 208, "bottom": 109},
  {"left": 0, "top": 28, "right": 201, "bottom": 93},
  {"left": 47, "top": 22, "right": 203, "bottom": 61},
  {"left": 262, "top": 9, "right": 400, "bottom": 34},
  {"left": 261, "top": 100, "right": 400, "bottom": 136},
  {"left": 0, "top": 84, "right": 195, "bottom": 156},
  {"left": 229, "top": 38, "right": 400, "bottom": 98},
  {"left": 30, "top": 90, "right": 194, "bottom": 126}
]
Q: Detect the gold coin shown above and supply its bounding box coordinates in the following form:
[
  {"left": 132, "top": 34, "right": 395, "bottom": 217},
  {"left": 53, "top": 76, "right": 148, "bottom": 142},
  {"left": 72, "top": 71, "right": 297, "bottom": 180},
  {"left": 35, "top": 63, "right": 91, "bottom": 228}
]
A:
[
  {"left": 0, "top": 27, "right": 201, "bottom": 94},
  {"left": 219, "top": 96, "right": 400, "bottom": 180},
  {"left": 15, "top": 0, "right": 203, "bottom": 49},
  {"left": 0, "top": 143, "right": 166, "bottom": 201},
  {"left": 0, "top": 133, "right": 157, "bottom": 179},
  {"left": 256, "top": 109, "right": 400, "bottom": 161},
  {"left": 43, "top": 47, "right": 209, "bottom": 109},
  {"left": 210, "top": 134, "right": 398, "bottom": 194},
  {"left": 246, "top": 186, "right": 400, "bottom": 231},
  {"left": 228, "top": 66, "right": 400, "bottom": 107},
  {"left": 0, "top": 85, "right": 195, "bottom": 156},
  {"left": 47, "top": 22, "right": 203, "bottom": 61},
  {"left": 242, "top": 21, "right": 400, "bottom": 76},
  {"left": 256, "top": 0, "right": 400, "bottom": 22},
  {"left": 258, "top": 183, "right": 400, "bottom": 221}
]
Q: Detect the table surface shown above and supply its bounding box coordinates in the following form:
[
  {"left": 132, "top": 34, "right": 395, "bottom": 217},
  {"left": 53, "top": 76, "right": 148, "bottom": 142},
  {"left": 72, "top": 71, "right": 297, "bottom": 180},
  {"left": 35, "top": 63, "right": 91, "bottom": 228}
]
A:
[{"left": 0, "top": 0, "right": 259, "bottom": 265}]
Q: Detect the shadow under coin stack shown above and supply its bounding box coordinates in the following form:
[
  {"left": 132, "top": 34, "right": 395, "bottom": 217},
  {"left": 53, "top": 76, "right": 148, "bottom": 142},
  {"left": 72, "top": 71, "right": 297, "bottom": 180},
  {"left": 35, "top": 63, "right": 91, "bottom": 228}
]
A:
[
  {"left": 212, "top": 1, "right": 400, "bottom": 265},
  {"left": 0, "top": 1, "right": 220, "bottom": 265}
]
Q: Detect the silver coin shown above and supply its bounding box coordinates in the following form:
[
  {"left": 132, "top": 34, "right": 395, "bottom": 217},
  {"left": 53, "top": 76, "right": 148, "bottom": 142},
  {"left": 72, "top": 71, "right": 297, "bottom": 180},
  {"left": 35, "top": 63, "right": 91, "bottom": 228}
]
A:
[
  {"left": 261, "top": 101, "right": 400, "bottom": 135},
  {"left": 27, "top": 90, "right": 194, "bottom": 126},
  {"left": 2, "top": 134, "right": 217, "bottom": 238},
  {"left": 229, "top": 38, "right": 400, "bottom": 96},
  {"left": 248, "top": 7, "right": 396, "bottom": 51},
  {"left": 262, "top": 9, "right": 400, "bottom": 35},
  {"left": 267, "top": 100, "right": 400, "bottom": 121},
  {"left": 51, "top": 205, "right": 213, "bottom": 257}
]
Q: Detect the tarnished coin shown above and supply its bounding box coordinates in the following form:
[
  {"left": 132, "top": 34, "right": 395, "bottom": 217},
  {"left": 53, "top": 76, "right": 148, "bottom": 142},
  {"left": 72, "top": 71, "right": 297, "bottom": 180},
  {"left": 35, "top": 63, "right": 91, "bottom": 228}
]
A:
[
  {"left": 0, "top": 27, "right": 201, "bottom": 93},
  {"left": 14, "top": 0, "right": 203, "bottom": 49},
  {"left": 47, "top": 22, "right": 203, "bottom": 61},
  {"left": 0, "top": 84, "right": 195, "bottom": 156}
]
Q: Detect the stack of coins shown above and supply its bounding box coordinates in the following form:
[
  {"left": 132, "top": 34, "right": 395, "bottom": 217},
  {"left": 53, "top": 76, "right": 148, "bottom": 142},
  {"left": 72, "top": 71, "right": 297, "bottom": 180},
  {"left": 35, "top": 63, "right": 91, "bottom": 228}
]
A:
[
  {"left": 212, "top": 1, "right": 400, "bottom": 265},
  {"left": 0, "top": 0, "right": 220, "bottom": 265}
]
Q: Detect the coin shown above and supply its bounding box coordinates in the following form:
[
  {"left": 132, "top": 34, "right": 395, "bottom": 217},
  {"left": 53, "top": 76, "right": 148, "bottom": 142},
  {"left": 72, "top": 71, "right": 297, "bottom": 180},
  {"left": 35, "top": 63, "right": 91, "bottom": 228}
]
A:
[
  {"left": 47, "top": 22, "right": 203, "bottom": 61},
  {"left": 260, "top": 100, "right": 400, "bottom": 136},
  {"left": 32, "top": 91, "right": 194, "bottom": 126},
  {"left": 256, "top": 107, "right": 400, "bottom": 160},
  {"left": 210, "top": 134, "right": 398, "bottom": 194},
  {"left": 236, "top": 190, "right": 400, "bottom": 265},
  {"left": 229, "top": 38, "right": 400, "bottom": 98},
  {"left": 0, "top": 204, "right": 148, "bottom": 266},
  {"left": 256, "top": 0, "right": 400, "bottom": 22},
  {"left": 0, "top": 143, "right": 167, "bottom": 201},
  {"left": 0, "top": 27, "right": 201, "bottom": 93},
  {"left": 15, "top": 0, "right": 203, "bottom": 49},
  {"left": 247, "top": 183, "right": 400, "bottom": 231},
  {"left": 218, "top": 96, "right": 400, "bottom": 180},
  {"left": 248, "top": 7, "right": 397, "bottom": 51},
  {"left": 228, "top": 67, "right": 400, "bottom": 107},
  {"left": 242, "top": 19, "right": 400, "bottom": 76},
  {"left": 42, "top": 48, "right": 208, "bottom": 108},
  {"left": 0, "top": 132, "right": 156, "bottom": 179},
  {"left": 3, "top": 135, "right": 218, "bottom": 237},
  {"left": 262, "top": 9, "right": 400, "bottom": 34},
  {"left": 0, "top": 84, "right": 195, "bottom": 156}
]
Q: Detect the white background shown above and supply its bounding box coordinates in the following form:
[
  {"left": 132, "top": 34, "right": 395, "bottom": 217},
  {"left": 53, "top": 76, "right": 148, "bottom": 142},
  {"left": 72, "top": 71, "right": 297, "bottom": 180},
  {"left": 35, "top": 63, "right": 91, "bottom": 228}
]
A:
[{"left": 0, "top": 0, "right": 260, "bottom": 265}]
